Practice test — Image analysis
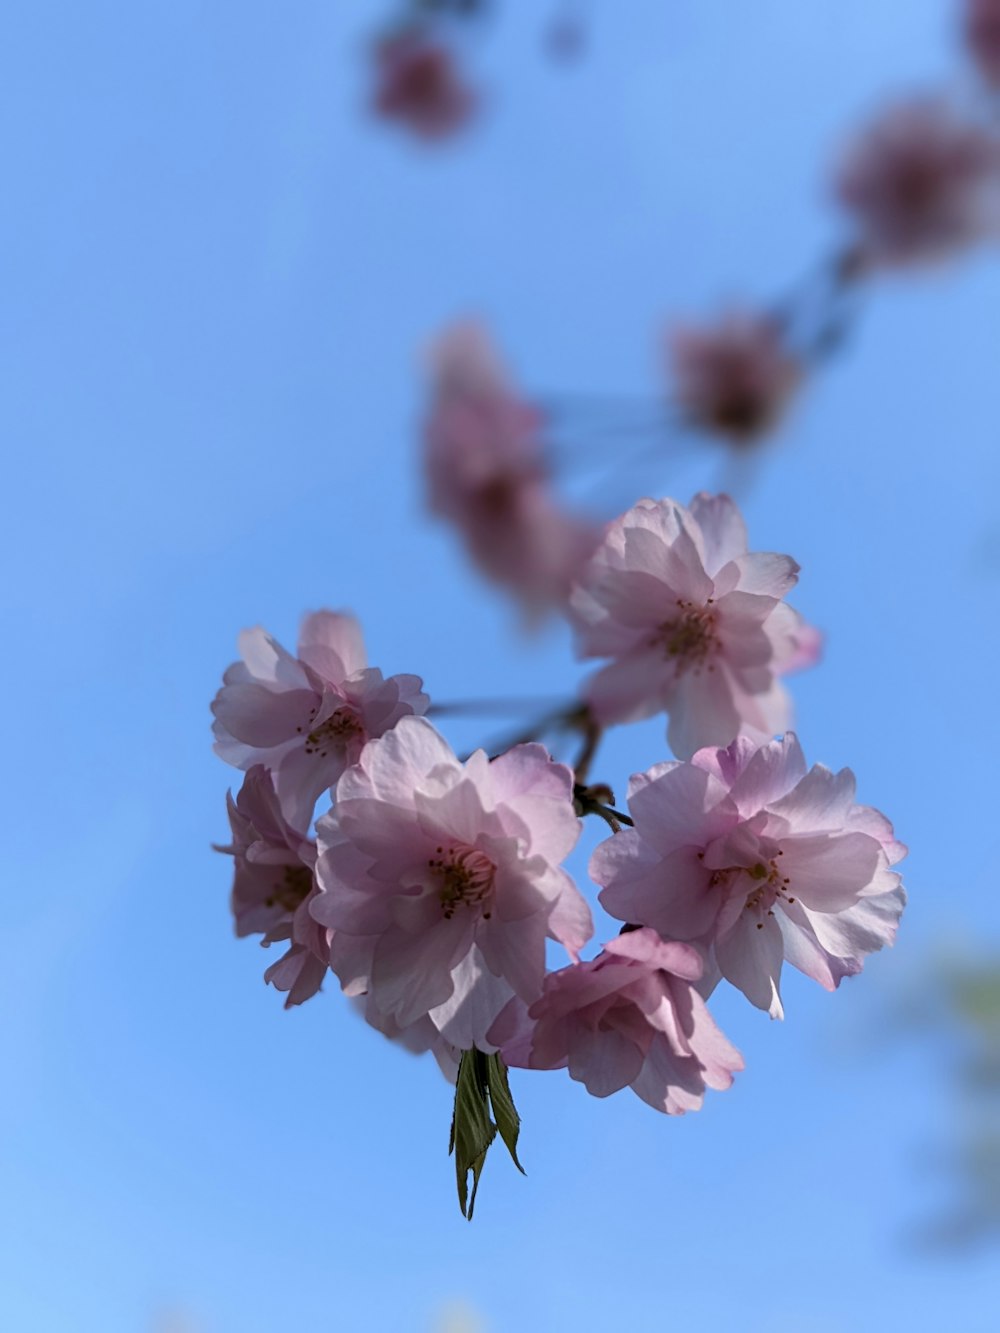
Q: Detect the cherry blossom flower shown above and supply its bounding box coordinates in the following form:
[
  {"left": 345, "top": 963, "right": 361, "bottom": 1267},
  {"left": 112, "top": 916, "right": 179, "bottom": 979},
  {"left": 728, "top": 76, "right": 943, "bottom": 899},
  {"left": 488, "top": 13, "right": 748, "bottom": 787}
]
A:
[
  {"left": 212, "top": 610, "right": 428, "bottom": 834},
  {"left": 569, "top": 492, "right": 816, "bottom": 757},
  {"left": 668, "top": 312, "right": 803, "bottom": 444},
  {"left": 965, "top": 0, "right": 1000, "bottom": 87},
  {"left": 425, "top": 323, "right": 601, "bottom": 617},
  {"left": 311, "top": 716, "right": 593, "bottom": 1049},
  {"left": 834, "top": 98, "right": 1000, "bottom": 267},
  {"left": 488, "top": 929, "right": 743, "bottom": 1113},
  {"left": 590, "top": 734, "right": 907, "bottom": 1019},
  {"left": 371, "top": 30, "right": 476, "bottom": 142},
  {"left": 215, "top": 766, "right": 329, "bottom": 1007}
]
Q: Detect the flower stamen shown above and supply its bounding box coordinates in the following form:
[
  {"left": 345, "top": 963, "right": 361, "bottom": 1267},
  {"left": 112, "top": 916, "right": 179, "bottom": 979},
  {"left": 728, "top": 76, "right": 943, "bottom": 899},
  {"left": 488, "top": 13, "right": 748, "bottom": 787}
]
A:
[
  {"left": 304, "top": 707, "right": 365, "bottom": 757},
  {"left": 654, "top": 599, "right": 719, "bottom": 675},
  {"left": 429, "top": 845, "right": 497, "bottom": 919}
]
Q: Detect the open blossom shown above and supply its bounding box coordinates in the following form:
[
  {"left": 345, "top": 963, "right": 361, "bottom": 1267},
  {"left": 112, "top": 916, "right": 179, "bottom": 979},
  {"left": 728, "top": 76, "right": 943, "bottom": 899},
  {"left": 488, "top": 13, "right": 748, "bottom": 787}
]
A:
[
  {"left": 371, "top": 30, "right": 476, "bottom": 141},
  {"left": 668, "top": 312, "right": 802, "bottom": 444},
  {"left": 590, "top": 734, "right": 907, "bottom": 1019},
  {"left": 488, "top": 929, "right": 743, "bottom": 1113},
  {"left": 215, "top": 766, "right": 329, "bottom": 1007},
  {"left": 966, "top": 0, "right": 1000, "bottom": 86},
  {"left": 311, "top": 716, "right": 593, "bottom": 1050},
  {"left": 425, "top": 323, "right": 601, "bottom": 617},
  {"left": 834, "top": 98, "right": 1000, "bottom": 267},
  {"left": 569, "top": 492, "right": 816, "bottom": 758},
  {"left": 211, "top": 610, "right": 428, "bottom": 834}
]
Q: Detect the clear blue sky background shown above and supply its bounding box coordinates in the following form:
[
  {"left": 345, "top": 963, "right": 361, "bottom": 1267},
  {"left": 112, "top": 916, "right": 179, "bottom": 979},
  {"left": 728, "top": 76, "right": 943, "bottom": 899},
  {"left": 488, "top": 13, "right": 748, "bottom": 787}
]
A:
[{"left": 4, "top": 1, "right": 1000, "bottom": 1330}]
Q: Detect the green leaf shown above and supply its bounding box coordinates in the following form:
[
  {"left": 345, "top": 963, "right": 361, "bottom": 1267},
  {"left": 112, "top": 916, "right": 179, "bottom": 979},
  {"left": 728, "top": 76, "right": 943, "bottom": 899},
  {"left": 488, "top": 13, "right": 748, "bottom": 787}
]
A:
[
  {"left": 448, "top": 1050, "right": 527, "bottom": 1218},
  {"left": 450, "top": 1050, "right": 497, "bottom": 1220},
  {"left": 485, "top": 1053, "right": 524, "bottom": 1174}
]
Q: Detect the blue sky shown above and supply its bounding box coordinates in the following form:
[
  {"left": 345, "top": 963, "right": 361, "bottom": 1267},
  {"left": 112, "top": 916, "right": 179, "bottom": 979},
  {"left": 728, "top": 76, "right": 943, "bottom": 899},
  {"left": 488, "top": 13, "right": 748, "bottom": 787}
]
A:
[{"left": 4, "top": 1, "right": 1000, "bottom": 1329}]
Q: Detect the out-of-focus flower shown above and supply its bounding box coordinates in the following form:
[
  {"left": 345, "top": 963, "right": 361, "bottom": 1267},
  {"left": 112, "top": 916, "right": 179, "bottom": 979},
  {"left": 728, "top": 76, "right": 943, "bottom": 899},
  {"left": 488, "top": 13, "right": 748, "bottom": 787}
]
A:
[
  {"left": 372, "top": 30, "right": 477, "bottom": 141},
  {"left": 425, "top": 323, "right": 602, "bottom": 617},
  {"left": 834, "top": 97, "right": 1000, "bottom": 267},
  {"left": 668, "top": 312, "right": 803, "bottom": 444},
  {"left": 590, "top": 734, "right": 906, "bottom": 1019},
  {"left": 965, "top": 0, "right": 1000, "bottom": 87},
  {"left": 569, "top": 492, "right": 815, "bottom": 757},
  {"left": 215, "top": 766, "right": 329, "bottom": 1007},
  {"left": 489, "top": 928, "right": 743, "bottom": 1112},
  {"left": 312, "top": 716, "right": 592, "bottom": 1049},
  {"left": 212, "top": 610, "right": 428, "bottom": 834}
]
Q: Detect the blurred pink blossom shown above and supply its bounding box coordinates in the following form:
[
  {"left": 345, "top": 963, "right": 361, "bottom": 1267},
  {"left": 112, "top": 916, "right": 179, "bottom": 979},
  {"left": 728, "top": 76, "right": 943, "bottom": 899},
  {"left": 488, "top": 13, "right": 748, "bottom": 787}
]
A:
[
  {"left": 569, "top": 492, "right": 816, "bottom": 757},
  {"left": 834, "top": 98, "right": 1000, "bottom": 267},
  {"left": 212, "top": 610, "right": 428, "bottom": 834},
  {"left": 425, "top": 323, "right": 602, "bottom": 617},
  {"left": 965, "top": 0, "right": 1000, "bottom": 87},
  {"left": 590, "top": 734, "right": 907, "bottom": 1019},
  {"left": 489, "top": 929, "right": 743, "bottom": 1113},
  {"left": 372, "top": 31, "right": 476, "bottom": 141},
  {"left": 215, "top": 766, "right": 329, "bottom": 1007},
  {"left": 669, "top": 312, "right": 803, "bottom": 443},
  {"left": 312, "top": 716, "right": 592, "bottom": 1049}
]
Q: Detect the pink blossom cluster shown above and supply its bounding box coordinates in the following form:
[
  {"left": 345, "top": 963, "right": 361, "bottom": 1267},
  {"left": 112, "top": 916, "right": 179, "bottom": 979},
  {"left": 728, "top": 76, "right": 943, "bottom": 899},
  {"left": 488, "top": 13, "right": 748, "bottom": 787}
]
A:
[{"left": 211, "top": 489, "right": 905, "bottom": 1202}]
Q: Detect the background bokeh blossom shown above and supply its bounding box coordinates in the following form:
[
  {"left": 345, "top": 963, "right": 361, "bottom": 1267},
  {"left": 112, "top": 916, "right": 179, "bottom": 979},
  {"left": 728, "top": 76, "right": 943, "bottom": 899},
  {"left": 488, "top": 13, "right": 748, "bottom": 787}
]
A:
[{"left": 4, "top": 1, "right": 1000, "bottom": 1330}]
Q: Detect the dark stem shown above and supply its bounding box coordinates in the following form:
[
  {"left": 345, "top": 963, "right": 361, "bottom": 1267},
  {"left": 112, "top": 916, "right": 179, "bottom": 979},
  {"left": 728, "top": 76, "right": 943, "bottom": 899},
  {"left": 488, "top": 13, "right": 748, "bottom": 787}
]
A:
[
  {"left": 571, "top": 712, "right": 603, "bottom": 785},
  {"left": 573, "top": 781, "right": 633, "bottom": 832}
]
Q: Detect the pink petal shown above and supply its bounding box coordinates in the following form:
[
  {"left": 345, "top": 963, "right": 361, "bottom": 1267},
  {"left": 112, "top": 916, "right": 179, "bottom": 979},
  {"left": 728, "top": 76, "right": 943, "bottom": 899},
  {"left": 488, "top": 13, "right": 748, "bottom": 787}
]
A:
[
  {"left": 371, "top": 917, "right": 475, "bottom": 1028},
  {"left": 567, "top": 1023, "right": 646, "bottom": 1098},
  {"left": 212, "top": 683, "right": 316, "bottom": 749},
  {"left": 298, "top": 609, "right": 367, "bottom": 681},
  {"left": 687, "top": 492, "right": 748, "bottom": 573},
  {"left": 716, "top": 913, "right": 785, "bottom": 1018},
  {"left": 627, "top": 762, "right": 735, "bottom": 853},
  {"left": 777, "top": 831, "right": 883, "bottom": 911}
]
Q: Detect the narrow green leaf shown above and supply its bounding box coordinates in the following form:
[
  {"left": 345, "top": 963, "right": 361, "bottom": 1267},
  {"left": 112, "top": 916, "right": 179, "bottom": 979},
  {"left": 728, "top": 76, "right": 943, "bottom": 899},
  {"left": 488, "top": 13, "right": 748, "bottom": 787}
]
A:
[
  {"left": 450, "top": 1050, "right": 497, "bottom": 1219},
  {"left": 485, "top": 1054, "right": 525, "bottom": 1174}
]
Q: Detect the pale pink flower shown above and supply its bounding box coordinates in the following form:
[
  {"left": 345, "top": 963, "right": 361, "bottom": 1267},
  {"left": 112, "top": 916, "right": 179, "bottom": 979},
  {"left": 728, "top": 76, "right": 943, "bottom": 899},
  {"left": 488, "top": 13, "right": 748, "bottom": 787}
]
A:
[
  {"left": 590, "top": 734, "right": 907, "bottom": 1019},
  {"left": 834, "top": 98, "right": 1000, "bottom": 267},
  {"left": 311, "top": 716, "right": 593, "bottom": 1049},
  {"left": 488, "top": 929, "right": 743, "bottom": 1113},
  {"left": 966, "top": 0, "right": 1000, "bottom": 86},
  {"left": 372, "top": 31, "right": 476, "bottom": 142},
  {"left": 215, "top": 766, "right": 329, "bottom": 1007},
  {"left": 569, "top": 492, "right": 816, "bottom": 757},
  {"left": 669, "top": 312, "right": 802, "bottom": 444},
  {"left": 212, "top": 610, "right": 428, "bottom": 833},
  {"left": 425, "top": 323, "right": 601, "bottom": 616}
]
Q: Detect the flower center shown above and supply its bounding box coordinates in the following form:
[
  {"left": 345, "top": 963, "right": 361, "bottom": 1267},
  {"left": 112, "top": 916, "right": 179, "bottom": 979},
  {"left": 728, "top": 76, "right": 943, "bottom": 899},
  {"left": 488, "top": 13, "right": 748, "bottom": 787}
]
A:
[
  {"left": 264, "top": 864, "right": 313, "bottom": 913},
  {"left": 742, "top": 854, "right": 795, "bottom": 926},
  {"left": 303, "top": 706, "right": 365, "bottom": 757},
  {"left": 656, "top": 599, "right": 719, "bottom": 674},
  {"left": 698, "top": 848, "right": 796, "bottom": 927},
  {"left": 428, "top": 845, "right": 496, "bottom": 920}
]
